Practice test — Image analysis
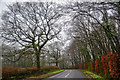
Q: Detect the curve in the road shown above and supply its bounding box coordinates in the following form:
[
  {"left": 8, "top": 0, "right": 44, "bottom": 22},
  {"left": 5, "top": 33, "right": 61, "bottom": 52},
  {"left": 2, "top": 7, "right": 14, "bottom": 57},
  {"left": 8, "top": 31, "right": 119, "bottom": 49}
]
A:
[{"left": 44, "top": 69, "right": 87, "bottom": 80}]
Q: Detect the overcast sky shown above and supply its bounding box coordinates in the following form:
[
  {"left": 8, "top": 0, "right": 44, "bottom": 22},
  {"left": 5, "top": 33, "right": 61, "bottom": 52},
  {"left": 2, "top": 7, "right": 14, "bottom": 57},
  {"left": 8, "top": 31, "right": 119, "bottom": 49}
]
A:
[
  {"left": 0, "top": 0, "right": 118, "bottom": 46},
  {"left": 0, "top": 0, "right": 118, "bottom": 12},
  {"left": 0, "top": 0, "right": 84, "bottom": 22},
  {"left": 0, "top": 0, "right": 118, "bottom": 21},
  {"left": 0, "top": 0, "right": 82, "bottom": 16},
  {"left": 0, "top": 0, "right": 118, "bottom": 18}
]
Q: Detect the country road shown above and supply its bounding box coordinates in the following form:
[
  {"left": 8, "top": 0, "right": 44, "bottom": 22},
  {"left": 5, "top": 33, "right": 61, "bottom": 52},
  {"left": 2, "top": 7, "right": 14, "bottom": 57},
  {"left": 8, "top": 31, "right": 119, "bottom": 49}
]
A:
[{"left": 44, "top": 69, "right": 87, "bottom": 80}]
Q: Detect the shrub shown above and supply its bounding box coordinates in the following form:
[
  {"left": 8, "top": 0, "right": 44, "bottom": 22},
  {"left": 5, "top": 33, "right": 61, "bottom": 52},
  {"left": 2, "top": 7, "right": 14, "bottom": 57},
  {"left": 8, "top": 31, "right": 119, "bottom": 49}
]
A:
[
  {"left": 87, "top": 63, "right": 91, "bottom": 71},
  {"left": 18, "top": 68, "right": 27, "bottom": 74},
  {"left": 53, "top": 66, "right": 59, "bottom": 69},
  {"left": 101, "top": 54, "right": 109, "bottom": 76},
  {"left": 79, "top": 64, "right": 82, "bottom": 69},
  {"left": 101, "top": 53, "right": 120, "bottom": 78},
  {"left": 72, "top": 65, "right": 80, "bottom": 69},
  {"left": 2, "top": 67, "right": 19, "bottom": 77},
  {"left": 2, "top": 66, "right": 60, "bottom": 79},
  {"left": 83, "top": 63, "right": 87, "bottom": 69},
  {"left": 91, "top": 62, "right": 94, "bottom": 71},
  {"left": 95, "top": 59, "right": 100, "bottom": 74}
]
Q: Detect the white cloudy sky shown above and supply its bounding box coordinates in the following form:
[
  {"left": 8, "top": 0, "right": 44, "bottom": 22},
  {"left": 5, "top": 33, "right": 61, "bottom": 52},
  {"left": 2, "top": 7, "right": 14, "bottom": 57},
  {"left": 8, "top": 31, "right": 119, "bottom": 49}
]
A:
[
  {"left": 0, "top": 0, "right": 116, "bottom": 14},
  {"left": 0, "top": 0, "right": 118, "bottom": 47},
  {"left": 0, "top": 0, "right": 66, "bottom": 16},
  {"left": 0, "top": 0, "right": 118, "bottom": 18},
  {"left": 0, "top": 0, "right": 86, "bottom": 22}
]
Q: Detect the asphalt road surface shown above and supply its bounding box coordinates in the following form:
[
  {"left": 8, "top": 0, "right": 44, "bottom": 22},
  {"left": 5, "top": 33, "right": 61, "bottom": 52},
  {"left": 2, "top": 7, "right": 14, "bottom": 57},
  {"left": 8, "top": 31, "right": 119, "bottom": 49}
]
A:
[{"left": 44, "top": 69, "right": 87, "bottom": 80}]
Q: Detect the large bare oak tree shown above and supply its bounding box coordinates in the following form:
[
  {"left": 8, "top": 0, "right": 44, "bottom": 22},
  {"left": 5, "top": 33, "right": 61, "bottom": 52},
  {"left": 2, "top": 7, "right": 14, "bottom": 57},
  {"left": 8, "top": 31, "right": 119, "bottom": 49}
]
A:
[{"left": 1, "top": 2, "right": 63, "bottom": 69}]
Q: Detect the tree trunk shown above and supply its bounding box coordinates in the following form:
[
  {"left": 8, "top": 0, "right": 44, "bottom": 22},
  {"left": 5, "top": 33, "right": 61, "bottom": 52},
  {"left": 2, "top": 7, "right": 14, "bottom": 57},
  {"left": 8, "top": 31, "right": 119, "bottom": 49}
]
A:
[
  {"left": 56, "top": 62, "right": 58, "bottom": 66},
  {"left": 36, "top": 52, "right": 40, "bottom": 69}
]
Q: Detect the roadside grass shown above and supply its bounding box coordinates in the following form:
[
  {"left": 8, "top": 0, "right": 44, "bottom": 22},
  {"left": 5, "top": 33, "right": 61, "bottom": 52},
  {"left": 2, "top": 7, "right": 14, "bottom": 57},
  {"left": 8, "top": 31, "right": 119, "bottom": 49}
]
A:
[
  {"left": 79, "top": 69, "right": 106, "bottom": 80},
  {"left": 24, "top": 69, "right": 64, "bottom": 80}
]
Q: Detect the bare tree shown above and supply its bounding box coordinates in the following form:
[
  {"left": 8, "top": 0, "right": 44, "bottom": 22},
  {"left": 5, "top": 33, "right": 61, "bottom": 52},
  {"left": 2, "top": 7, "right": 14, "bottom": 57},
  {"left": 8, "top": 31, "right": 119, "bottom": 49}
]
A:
[
  {"left": 64, "top": 2, "right": 120, "bottom": 69},
  {"left": 72, "top": 2, "right": 120, "bottom": 54},
  {"left": 1, "top": 2, "right": 63, "bottom": 69},
  {"left": 47, "top": 41, "right": 63, "bottom": 66}
]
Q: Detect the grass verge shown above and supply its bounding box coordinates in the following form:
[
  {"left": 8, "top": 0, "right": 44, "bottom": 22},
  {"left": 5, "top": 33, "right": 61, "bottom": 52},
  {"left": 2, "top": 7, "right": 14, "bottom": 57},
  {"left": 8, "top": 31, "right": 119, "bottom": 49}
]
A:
[
  {"left": 79, "top": 69, "right": 105, "bottom": 80},
  {"left": 24, "top": 69, "right": 64, "bottom": 80}
]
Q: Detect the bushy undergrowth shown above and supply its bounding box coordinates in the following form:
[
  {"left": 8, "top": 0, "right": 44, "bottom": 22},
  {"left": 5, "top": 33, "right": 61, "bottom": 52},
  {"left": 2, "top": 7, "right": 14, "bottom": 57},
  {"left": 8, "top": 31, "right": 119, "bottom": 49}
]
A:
[
  {"left": 89, "top": 53, "right": 120, "bottom": 78},
  {"left": 72, "top": 52, "right": 120, "bottom": 79},
  {"left": 2, "top": 66, "right": 59, "bottom": 80}
]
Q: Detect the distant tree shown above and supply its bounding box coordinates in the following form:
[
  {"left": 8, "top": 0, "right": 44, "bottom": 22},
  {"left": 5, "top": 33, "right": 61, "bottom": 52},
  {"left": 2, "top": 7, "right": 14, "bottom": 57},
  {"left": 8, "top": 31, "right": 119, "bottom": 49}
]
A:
[
  {"left": 2, "top": 43, "right": 35, "bottom": 67},
  {"left": 48, "top": 41, "right": 63, "bottom": 66}
]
